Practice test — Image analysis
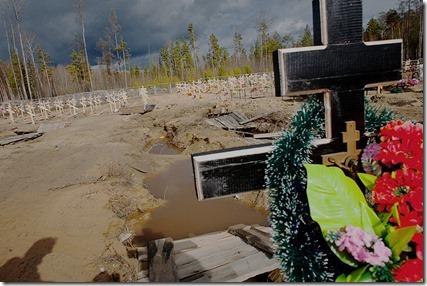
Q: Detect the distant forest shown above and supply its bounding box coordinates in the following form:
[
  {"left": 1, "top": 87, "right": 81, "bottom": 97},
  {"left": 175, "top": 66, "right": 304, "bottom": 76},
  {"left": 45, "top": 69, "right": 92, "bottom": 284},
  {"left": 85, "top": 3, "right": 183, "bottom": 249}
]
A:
[{"left": 0, "top": 0, "right": 423, "bottom": 101}]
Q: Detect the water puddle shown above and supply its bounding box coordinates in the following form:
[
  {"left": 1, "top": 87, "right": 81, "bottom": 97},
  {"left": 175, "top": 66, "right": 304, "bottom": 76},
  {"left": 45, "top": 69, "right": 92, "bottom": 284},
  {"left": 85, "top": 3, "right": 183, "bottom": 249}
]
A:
[
  {"left": 136, "top": 159, "right": 268, "bottom": 242},
  {"left": 148, "top": 141, "right": 182, "bottom": 155}
]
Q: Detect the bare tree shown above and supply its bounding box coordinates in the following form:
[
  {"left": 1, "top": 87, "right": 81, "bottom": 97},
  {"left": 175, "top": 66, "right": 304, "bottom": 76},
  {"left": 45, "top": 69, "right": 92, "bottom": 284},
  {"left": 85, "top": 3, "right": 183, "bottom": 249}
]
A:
[
  {"left": 9, "top": 17, "right": 27, "bottom": 100},
  {"left": 10, "top": 0, "right": 32, "bottom": 100},
  {"left": 2, "top": 16, "right": 19, "bottom": 100},
  {"left": 188, "top": 23, "right": 199, "bottom": 80},
  {"left": 23, "top": 32, "right": 43, "bottom": 99},
  {"left": 73, "top": 0, "right": 93, "bottom": 90}
]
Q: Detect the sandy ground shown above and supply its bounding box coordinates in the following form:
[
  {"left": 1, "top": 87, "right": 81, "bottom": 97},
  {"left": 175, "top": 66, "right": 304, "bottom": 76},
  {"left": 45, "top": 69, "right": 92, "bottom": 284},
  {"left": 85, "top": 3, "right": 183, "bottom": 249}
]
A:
[{"left": 0, "top": 83, "right": 423, "bottom": 282}]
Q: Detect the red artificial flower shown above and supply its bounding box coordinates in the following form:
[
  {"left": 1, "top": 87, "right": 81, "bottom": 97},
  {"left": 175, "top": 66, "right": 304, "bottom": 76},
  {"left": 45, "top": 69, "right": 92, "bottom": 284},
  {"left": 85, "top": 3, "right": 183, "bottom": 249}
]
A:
[
  {"left": 376, "top": 120, "right": 423, "bottom": 171},
  {"left": 390, "top": 202, "right": 423, "bottom": 246},
  {"left": 373, "top": 169, "right": 423, "bottom": 213},
  {"left": 393, "top": 258, "right": 424, "bottom": 282}
]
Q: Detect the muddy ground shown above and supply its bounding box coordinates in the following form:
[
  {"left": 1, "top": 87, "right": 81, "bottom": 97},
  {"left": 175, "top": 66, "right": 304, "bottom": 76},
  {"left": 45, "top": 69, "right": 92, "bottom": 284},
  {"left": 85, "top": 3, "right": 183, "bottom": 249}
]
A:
[{"left": 0, "top": 83, "right": 423, "bottom": 282}]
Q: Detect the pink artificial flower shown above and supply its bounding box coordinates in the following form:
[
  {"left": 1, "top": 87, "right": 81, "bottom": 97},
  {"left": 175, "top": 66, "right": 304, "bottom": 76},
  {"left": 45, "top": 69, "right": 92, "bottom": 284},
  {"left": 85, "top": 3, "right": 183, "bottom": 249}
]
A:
[{"left": 334, "top": 226, "right": 391, "bottom": 267}]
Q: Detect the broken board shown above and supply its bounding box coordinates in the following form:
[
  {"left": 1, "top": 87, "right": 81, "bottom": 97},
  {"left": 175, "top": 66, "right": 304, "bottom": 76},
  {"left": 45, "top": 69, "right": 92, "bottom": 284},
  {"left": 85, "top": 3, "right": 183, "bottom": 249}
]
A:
[
  {"left": 119, "top": 104, "right": 155, "bottom": 115},
  {"left": 0, "top": 133, "right": 42, "bottom": 146}
]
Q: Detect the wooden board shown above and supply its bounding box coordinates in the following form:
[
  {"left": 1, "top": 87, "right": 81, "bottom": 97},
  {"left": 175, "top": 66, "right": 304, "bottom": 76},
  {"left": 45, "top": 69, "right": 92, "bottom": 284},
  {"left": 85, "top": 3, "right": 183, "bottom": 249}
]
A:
[
  {"left": 228, "top": 224, "right": 275, "bottom": 255},
  {"left": 0, "top": 133, "right": 42, "bottom": 146},
  {"left": 171, "top": 225, "right": 279, "bottom": 282},
  {"left": 119, "top": 104, "right": 155, "bottom": 115},
  {"left": 184, "top": 251, "right": 279, "bottom": 282},
  {"left": 37, "top": 122, "right": 69, "bottom": 133},
  {"left": 205, "top": 111, "right": 255, "bottom": 130},
  {"left": 148, "top": 237, "right": 179, "bottom": 282}
]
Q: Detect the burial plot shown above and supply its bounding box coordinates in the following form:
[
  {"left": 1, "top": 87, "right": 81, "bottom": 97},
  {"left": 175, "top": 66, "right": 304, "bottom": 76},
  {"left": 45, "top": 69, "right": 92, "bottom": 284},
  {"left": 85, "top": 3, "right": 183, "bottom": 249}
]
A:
[{"left": 192, "top": 0, "right": 402, "bottom": 201}]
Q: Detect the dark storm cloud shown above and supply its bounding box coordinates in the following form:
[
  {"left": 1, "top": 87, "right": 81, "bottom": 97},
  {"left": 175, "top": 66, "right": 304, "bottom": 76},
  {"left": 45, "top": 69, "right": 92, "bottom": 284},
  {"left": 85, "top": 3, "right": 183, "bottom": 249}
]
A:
[{"left": 0, "top": 0, "right": 400, "bottom": 67}]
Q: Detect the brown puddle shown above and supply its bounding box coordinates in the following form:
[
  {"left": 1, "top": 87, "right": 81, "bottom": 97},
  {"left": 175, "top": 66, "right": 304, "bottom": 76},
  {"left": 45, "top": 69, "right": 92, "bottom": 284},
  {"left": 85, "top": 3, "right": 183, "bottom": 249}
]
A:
[{"left": 136, "top": 159, "right": 269, "bottom": 242}]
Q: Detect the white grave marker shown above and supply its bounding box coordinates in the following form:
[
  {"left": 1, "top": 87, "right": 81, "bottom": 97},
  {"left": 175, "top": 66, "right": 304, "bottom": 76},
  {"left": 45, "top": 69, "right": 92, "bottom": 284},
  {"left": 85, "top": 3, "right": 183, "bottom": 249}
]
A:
[
  {"left": 7, "top": 103, "right": 15, "bottom": 124},
  {"left": 25, "top": 103, "right": 36, "bottom": 124}
]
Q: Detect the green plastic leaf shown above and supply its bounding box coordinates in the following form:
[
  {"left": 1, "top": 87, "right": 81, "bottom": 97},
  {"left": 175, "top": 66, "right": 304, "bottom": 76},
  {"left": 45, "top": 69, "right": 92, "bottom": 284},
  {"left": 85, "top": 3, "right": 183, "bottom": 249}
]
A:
[
  {"left": 327, "top": 240, "right": 360, "bottom": 267},
  {"left": 358, "top": 173, "right": 377, "bottom": 191},
  {"left": 305, "top": 164, "right": 371, "bottom": 233},
  {"left": 385, "top": 226, "right": 417, "bottom": 259},
  {"left": 390, "top": 203, "right": 401, "bottom": 226},
  {"left": 335, "top": 265, "right": 373, "bottom": 282},
  {"left": 336, "top": 274, "right": 347, "bottom": 282},
  {"left": 360, "top": 203, "right": 386, "bottom": 237}
]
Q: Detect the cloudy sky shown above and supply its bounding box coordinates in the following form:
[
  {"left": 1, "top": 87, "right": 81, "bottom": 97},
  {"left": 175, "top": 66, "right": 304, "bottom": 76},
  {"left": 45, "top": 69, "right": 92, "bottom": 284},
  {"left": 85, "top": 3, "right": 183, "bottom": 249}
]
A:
[{"left": 0, "top": 0, "right": 401, "bottom": 68}]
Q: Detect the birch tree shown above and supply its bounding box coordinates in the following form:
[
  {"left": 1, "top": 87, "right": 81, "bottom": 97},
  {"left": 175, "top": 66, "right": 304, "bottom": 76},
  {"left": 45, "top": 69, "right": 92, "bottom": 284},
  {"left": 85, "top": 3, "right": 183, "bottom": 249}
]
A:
[
  {"left": 73, "top": 0, "right": 93, "bottom": 90},
  {"left": 10, "top": 0, "right": 32, "bottom": 100}
]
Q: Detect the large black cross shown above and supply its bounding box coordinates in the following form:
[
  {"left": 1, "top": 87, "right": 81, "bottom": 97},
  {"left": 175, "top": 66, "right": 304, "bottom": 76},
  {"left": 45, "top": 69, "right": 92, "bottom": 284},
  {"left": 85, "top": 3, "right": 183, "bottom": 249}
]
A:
[{"left": 192, "top": 0, "right": 402, "bottom": 201}]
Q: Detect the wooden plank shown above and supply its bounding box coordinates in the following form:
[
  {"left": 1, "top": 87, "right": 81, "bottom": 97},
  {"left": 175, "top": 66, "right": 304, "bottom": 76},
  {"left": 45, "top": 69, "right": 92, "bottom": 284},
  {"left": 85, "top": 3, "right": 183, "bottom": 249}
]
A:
[
  {"left": 0, "top": 133, "right": 42, "bottom": 146},
  {"left": 228, "top": 225, "right": 274, "bottom": 255},
  {"left": 37, "top": 121, "right": 69, "bottom": 133},
  {"left": 175, "top": 236, "right": 242, "bottom": 267},
  {"left": 174, "top": 231, "right": 233, "bottom": 253},
  {"left": 176, "top": 238, "right": 259, "bottom": 280},
  {"left": 253, "top": 132, "right": 282, "bottom": 139},
  {"left": 205, "top": 118, "right": 226, "bottom": 129},
  {"left": 119, "top": 104, "right": 155, "bottom": 115},
  {"left": 239, "top": 111, "right": 274, "bottom": 125},
  {"left": 183, "top": 251, "right": 279, "bottom": 282},
  {"left": 215, "top": 114, "right": 241, "bottom": 129},
  {"left": 148, "top": 237, "right": 179, "bottom": 282},
  {"left": 230, "top": 111, "right": 249, "bottom": 123}
]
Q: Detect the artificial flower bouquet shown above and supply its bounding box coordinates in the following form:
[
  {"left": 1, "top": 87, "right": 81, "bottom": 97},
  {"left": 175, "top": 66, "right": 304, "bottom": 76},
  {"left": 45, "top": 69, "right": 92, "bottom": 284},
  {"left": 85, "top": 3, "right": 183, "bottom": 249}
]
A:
[
  {"left": 390, "top": 78, "right": 420, "bottom": 93},
  {"left": 304, "top": 120, "right": 423, "bottom": 282}
]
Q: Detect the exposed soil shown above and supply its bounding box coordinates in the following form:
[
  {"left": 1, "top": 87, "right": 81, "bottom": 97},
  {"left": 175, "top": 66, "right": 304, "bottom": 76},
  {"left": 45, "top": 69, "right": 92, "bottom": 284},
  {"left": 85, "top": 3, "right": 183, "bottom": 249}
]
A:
[{"left": 0, "top": 83, "right": 423, "bottom": 282}]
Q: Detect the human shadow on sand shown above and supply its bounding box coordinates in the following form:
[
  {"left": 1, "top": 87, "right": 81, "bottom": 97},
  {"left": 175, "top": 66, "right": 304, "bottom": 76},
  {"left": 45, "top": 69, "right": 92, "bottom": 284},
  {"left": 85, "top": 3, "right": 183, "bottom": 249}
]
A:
[{"left": 0, "top": 237, "right": 57, "bottom": 282}]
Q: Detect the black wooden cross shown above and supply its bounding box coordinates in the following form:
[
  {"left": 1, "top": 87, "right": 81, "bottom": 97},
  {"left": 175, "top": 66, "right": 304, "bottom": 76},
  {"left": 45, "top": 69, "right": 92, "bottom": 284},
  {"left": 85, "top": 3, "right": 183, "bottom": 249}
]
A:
[{"left": 192, "top": 0, "right": 402, "bottom": 201}]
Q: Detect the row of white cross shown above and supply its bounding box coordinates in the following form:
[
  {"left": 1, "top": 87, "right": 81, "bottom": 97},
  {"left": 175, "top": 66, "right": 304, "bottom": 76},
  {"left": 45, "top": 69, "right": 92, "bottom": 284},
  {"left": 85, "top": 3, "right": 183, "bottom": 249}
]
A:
[
  {"left": 1, "top": 87, "right": 148, "bottom": 125},
  {"left": 175, "top": 73, "right": 274, "bottom": 96}
]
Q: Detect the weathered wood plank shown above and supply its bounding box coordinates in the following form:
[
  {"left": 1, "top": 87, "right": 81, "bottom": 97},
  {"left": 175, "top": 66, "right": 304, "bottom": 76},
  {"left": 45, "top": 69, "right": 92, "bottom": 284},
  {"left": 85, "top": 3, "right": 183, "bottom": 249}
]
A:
[
  {"left": 183, "top": 251, "right": 279, "bottom": 282},
  {"left": 119, "top": 104, "right": 155, "bottom": 115},
  {"left": 176, "top": 239, "right": 259, "bottom": 280},
  {"left": 215, "top": 114, "right": 241, "bottom": 129},
  {"left": 239, "top": 111, "right": 274, "bottom": 125},
  {"left": 175, "top": 236, "right": 242, "bottom": 268},
  {"left": 229, "top": 111, "right": 249, "bottom": 123},
  {"left": 148, "top": 237, "right": 179, "bottom": 282},
  {"left": 253, "top": 132, "right": 282, "bottom": 139},
  {"left": 228, "top": 225, "right": 274, "bottom": 255},
  {"left": 0, "top": 133, "right": 42, "bottom": 146},
  {"left": 37, "top": 122, "right": 69, "bottom": 133},
  {"left": 205, "top": 118, "right": 226, "bottom": 129},
  {"left": 174, "top": 231, "right": 233, "bottom": 254}
]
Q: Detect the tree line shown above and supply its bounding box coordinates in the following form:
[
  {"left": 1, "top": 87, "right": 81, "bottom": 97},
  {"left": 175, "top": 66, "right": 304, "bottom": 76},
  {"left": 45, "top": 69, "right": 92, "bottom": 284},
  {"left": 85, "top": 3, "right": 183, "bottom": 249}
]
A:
[{"left": 0, "top": 0, "right": 423, "bottom": 102}]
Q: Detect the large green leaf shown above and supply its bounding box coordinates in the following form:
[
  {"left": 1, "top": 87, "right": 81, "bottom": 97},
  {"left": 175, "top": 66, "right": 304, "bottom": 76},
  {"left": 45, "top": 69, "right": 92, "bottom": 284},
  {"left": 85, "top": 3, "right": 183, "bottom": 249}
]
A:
[
  {"left": 305, "top": 164, "right": 375, "bottom": 233},
  {"left": 360, "top": 202, "right": 386, "bottom": 237},
  {"left": 336, "top": 265, "right": 373, "bottom": 282},
  {"left": 358, "top": 173, "right": 377, "bottom": 191},
  {"left": 385, "top": 226, "right": 417, "bottom": 259}
]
